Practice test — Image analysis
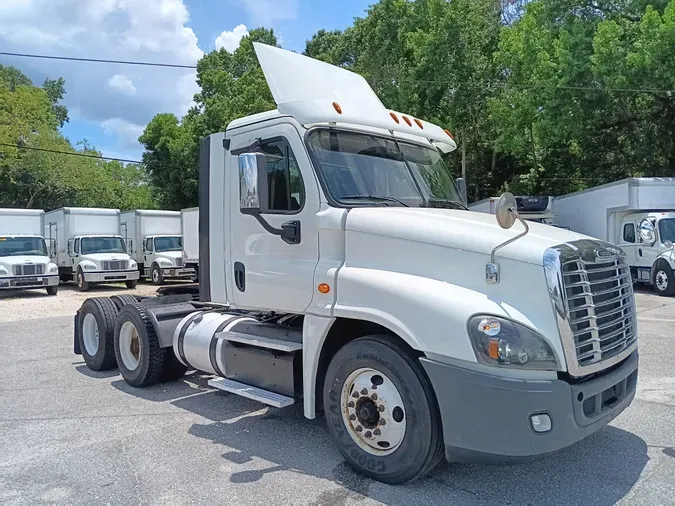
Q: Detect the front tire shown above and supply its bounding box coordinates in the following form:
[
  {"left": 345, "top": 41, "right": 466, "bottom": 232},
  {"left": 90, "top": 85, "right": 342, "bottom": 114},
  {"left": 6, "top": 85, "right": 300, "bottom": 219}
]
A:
[
  {"left": 125, "top": 279, "right": 138, "bottom": 289},
  {"left": 78, "top": 297, "right": 119, "bottom": 371},
  {"left": 654, "top": 264, "right": 675, "bottom": 296},
  {"left": 46, "top": 285, "right": 58, "bottom": 296},
  {"left": 323, "top": 335, "right": 444, "bottom": 484},
  {"left": 114, "top": 303, "right": 166, "bottom": 387},
  {"left": 76, "top": 269, "right": 90, "bottom": 292},
  {"left": 151, "top": 264, "right": 164, "bottom": 285}
]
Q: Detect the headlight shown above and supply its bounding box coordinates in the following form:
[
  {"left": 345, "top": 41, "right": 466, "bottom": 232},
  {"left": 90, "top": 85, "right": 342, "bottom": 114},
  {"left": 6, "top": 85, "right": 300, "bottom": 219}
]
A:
[
  {"left": 49, "top": 265, "right": 58, "bottom": 273},
  {"left": 467, "top": 315, "right": 560, "bottom": 370},
  {"left": 0, "top": 267, "right": 7, "bottom": 275},
  {"left": 83, "top": 264, "right": 96, "bottom": 270},
  {"left": 129, "top": 260, "right": 137, "bottom": 268}
]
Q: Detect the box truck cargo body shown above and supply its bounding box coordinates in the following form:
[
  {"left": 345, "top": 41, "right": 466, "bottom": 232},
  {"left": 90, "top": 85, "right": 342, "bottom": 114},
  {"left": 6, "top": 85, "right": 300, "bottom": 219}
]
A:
[
  {"left": 0, "top": 208, "right": 59, "bottom": 294},
  {"left": 43, "top": 207, "right": 139, "bottom": 291},
  {"left": 180, "top": 207, "right": 199, "bottom": 279},
  {"left": 120, "top": 209, "right": 195, "bottom": 284},
  {"left": 553, "top": 178, "right": 675, "bottom": 295}
]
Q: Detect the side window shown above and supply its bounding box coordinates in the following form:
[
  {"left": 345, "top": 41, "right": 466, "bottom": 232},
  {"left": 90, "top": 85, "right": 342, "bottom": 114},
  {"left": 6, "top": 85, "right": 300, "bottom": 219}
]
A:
[
  {"left": 74, "top": 238, "right": 80, "bottom": 254},
  {"left": 259, "top": 138, "right": 305, "bottom": 213},
  {"left": 623, "top": 223, "right": 635, "bottom": 243},
  {"left": 145, "top": 238, "right": 153, "bottom": 252}
]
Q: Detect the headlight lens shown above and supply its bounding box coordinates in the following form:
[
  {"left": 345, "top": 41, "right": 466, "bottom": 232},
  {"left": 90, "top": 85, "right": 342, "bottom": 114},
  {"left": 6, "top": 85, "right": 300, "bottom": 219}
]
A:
[
  {"left": 468, "top": 315, "right": 560, "bottom": 370},
  {"left": 129, "top": 260, "right": 137, "bottom": 268},
  {"left": 49, "top": 265, "right": 58, "bottom": 273},
  {"left": 83, "top": 264, "right": 96, "bottom": 270},
  {"left": 0, "top": 267, "right": 7, "bottom": 275}
]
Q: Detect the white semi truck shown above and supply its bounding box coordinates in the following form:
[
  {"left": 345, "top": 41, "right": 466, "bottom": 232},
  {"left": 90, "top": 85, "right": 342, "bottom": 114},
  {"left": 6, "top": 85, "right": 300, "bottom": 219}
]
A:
[
  {"left": 120, "top": 209, "right": 195, "bottom": 284},
  {"left": 0, "top": 208, "right": 59, "bottom": 295},
  {"left": 180, "top": 207, "right": 199, "bottom": 280},
  {"left": 553, "top": 178, "right": 675, "bottom": 296},
  {"left": 73, "top": 44, "right": 639, "bottom": 484},
  {"left": 44, "top": 207, "right": 139, "bottom": 291}
]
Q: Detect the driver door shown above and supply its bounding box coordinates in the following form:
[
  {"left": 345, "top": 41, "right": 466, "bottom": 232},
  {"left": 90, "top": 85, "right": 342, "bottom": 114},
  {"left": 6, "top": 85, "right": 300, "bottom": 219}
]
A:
[{"left": 620, "top": 221, "right": 637, "bottom": 266}]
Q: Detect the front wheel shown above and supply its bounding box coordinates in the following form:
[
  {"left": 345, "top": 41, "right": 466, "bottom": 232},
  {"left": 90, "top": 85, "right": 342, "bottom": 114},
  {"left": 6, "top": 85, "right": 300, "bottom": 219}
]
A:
[
  {"left": 76, "top": 269, "right": 90, "bottom": 292},
  {"left": 125, "top": 279, "right": 138, "bottom": 289},
  {"left": 46, "top": 285, "right": 58, "bottom": 296},
  {"left": 654, "top": 264, "right": 675, "bottom": 296},
  {"left": 151, "top": 264, "right": 164, "bottom": 285},
  {"left": 323, "top": 335, "right": 444, "bottom": 484}
]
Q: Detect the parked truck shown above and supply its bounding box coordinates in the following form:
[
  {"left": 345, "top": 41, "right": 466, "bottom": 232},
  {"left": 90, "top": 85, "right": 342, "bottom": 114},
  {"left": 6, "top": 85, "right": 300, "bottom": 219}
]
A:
[
  {"left": 73, "top": 43, "right": 639, "bottom": 484},
  {"left": 44, "top": 207, "right": 139, "bottom": 291},
  {"left": 470, "top": 195, "right": 558, "bottom": 224},
  {"left": 180, "top": 207, "right": 199, "bottom": 281},
  {"left": 553, "top": 178, "right": 675, "bottom": 296},
  {"left": 0, "top": 208, "right": 59, "bottom": 295},
  {"left": 120, "top": 209, "right": 195, "bottom": 285}
]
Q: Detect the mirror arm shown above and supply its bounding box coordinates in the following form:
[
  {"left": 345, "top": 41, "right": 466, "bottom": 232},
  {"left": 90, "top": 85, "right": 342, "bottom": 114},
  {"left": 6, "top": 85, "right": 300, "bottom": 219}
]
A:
[
  {"left": 490, "top": 212, "right": 530, "bottom": 264},
  {"left": 248, "top": 212, "right": 284, "bottom": 236}
]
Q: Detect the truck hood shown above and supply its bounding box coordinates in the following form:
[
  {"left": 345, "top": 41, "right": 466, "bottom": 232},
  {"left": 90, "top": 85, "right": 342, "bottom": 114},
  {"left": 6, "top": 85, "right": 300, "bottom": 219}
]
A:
[
  {"left": 0, "top": 254, "right": 51, "bottom": 267},
  {"left": 156, "top": 251, "right": 182, "bottom": 263},
  {"left": 346, "top": 208, "right": 594, "bottom": 266},
  {"left": 81, "top": 253, "right": 131, "bottom": 263}
]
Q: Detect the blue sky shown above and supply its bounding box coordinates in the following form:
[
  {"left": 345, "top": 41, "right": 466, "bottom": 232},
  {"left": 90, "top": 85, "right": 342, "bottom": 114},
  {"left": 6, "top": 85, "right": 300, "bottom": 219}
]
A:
[{"left": 0, "top": 0, "right": 372, "bottom": 163}]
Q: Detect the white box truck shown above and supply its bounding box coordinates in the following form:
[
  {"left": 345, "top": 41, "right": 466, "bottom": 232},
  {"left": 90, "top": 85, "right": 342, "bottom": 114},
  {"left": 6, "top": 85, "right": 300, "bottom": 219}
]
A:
[
  {"left": 181, "top": 207, "right": 199, "bottom": 280},
  {"left": 44, "top": 207, "right": 139, "bottom": 291},
  {"left": 120, "top": 209, "right": 195, "bottom": 284},
  {"left": 0, "top": 208, "right": 59, "bottom": 295},
  {"left": 553, "top": 178, "right": 675, "bottom": 296},
  {"left": 73, "top": 44, "right": 638, "bottom": 484}
]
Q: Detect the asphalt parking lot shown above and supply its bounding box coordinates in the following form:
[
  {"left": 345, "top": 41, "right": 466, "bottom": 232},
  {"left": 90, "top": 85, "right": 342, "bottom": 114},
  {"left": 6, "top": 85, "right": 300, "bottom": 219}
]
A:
[{"left": 1, "top": 288, "right": 674, "bottom": 505}]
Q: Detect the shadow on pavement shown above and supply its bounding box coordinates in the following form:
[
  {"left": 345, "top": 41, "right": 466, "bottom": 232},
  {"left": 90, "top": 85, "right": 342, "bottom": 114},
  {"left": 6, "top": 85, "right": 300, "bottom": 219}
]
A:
[{"left": 74, "top": 364, "right": 119, "bottom": 379}]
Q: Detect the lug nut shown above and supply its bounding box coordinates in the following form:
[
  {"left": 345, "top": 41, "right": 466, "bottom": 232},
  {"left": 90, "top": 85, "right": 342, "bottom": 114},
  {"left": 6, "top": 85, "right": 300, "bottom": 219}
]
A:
[
  {"left": 364, "top": 431, "right": 372, "bottom": 438},
  {"left": 352, "top": 392, "right": 359, "bottom": 398},
  {"left": 348, "top": 401, "right": 355, "bottom": 408},
  {"left": 379, "top": 419, "right": 386, "bottom": 426},
  {"left": 378, "top": 405, "right": 385, "bottom": 412},
  {"left": 349, "top": 414, "right": 356, "bottom": 421},
  {"left": 372, "top": 385, "right": 378, "bottom": 390},
  {"left": 370, "top": 393, "right": 378, "bottom": 401},
  {"left": 373, "top": 428, "right": 381, "bottom": 436},
  {"left": 356, "top": 425, "right": 363, "bottom": 432},
  {"left": 360, "top": 388, "right": 368, "bottom": 395}
]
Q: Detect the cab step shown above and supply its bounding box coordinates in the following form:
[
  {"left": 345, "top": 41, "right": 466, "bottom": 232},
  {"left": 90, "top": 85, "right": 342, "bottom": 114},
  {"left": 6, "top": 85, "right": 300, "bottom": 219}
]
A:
[
  {"left": 208, "top": 378, "right": 295, "bottom": 408},
  {"left": 215, "top": 330, "right": 302, "bottom": 352}
]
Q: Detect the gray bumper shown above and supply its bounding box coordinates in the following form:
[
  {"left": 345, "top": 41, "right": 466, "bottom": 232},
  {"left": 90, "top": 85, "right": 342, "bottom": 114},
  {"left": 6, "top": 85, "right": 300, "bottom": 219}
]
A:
[
  {"left": 0, "top": 274, "right": 59, "bottom": 289},
  {"left": 162, "top": 267, "right": 195, "bottom": 278},
  {"left": 420, "top": 350, "right": 638, "bottom": 463},
  {"left": 83, "top": 270, "right": 140, "bottom": 282}
]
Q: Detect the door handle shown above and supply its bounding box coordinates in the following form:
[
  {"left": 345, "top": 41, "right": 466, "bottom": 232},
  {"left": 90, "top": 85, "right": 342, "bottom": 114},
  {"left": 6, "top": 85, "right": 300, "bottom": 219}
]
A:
[
  {"left": 638, "top": 248, "right": 643, "bottom": 257},
  {"left": 280, "top": 220, "right": 301, "bottom": 245},
  {"left": 234, "top": 262, "right": 246, "bottom": 292}
]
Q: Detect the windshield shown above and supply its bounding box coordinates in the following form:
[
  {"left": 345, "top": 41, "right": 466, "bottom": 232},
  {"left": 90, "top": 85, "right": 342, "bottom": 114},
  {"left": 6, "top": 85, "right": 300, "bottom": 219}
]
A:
[
  {"left": 154, "top": 236, "right": 182, "bottom": 253},
  {"left": 0, "top": 236, "right": 48, "bottom": 257},
  {"left": 659, "top": 218, "right": 675, "bottom": 243},
  {"left": 81, "top": 237, "right": 126, "bottom": 254},
  {"left": 306, "top": 129, "right": 464, "bottom": 208}
]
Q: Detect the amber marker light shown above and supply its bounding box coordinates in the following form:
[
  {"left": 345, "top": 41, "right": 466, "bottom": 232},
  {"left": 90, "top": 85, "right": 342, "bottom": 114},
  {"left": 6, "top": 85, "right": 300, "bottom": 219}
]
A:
[
  {"left": 414, "top": 118, "right": 424, "bottom": 129},
  {"left": 444, "top": 129, "right": 454, "bottom": 139},
  {"left": 402, "top": 116, "right": 412, "bottom": 126},
  {"left": 318, "top": 283, "right": 331, "bottom": 294},
  {"left": 390, "top": 112, "right": 400, "bottom": 123},
  {"left": 332, "top": 102, "right": 342, "bottom": 114}
]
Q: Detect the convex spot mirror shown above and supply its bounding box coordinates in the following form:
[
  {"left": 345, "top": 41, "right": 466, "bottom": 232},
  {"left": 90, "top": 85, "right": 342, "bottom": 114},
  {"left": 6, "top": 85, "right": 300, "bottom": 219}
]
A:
[
  {"left": 496, "top": 192, "right": 518, "bottom": 230},
  {"left": 665, "top": 240, "right": 674, "bottom": 249},
  {"left": 638, "top": 219, "right": 656, "bottom": 246},
  {"left": 239, "top": 152, "right": 269, "bottom": 214}
]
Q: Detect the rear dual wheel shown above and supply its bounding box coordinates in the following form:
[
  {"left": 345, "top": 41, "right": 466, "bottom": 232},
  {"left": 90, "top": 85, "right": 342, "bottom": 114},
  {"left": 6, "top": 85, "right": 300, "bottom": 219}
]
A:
[{"left": 78, "top": 297, "right": 118, "bottom": 371}]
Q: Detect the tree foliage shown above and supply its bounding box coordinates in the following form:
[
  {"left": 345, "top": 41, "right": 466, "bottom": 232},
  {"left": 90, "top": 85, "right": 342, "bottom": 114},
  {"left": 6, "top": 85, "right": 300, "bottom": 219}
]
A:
[{"left": 0, "top": 65, "right": 156, "bottom": 210}]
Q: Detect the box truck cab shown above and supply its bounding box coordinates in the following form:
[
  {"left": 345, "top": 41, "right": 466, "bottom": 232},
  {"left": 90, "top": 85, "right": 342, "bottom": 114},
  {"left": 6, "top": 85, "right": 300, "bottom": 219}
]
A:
[
  {"left": 553, "top": 178, "right": 675, "bottom": 296},
  {"left": 44, "top": 207, "right": 139, "bottom": 291},
  {"left": 120, "top": 210, "right": 195, "bottom": 285},
  {"left": 0, "top": 208, "right": 59, "bottom": 295},
  {"left": 74, "top": 44, "right": 639, "bottom": 484},
  {"left": 180, "top": 207, "right": 199, "bottom": 280}
]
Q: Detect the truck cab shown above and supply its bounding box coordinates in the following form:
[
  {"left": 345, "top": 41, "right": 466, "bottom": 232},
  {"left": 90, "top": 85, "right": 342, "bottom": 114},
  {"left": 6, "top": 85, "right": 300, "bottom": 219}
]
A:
[
  {"left": 68, "top": 234, "right": 138, "bottom": 291},
  {"left": 74, "top": 43, "right": 639, "bottom": 484},
  {"left": 140, "top": 234, "right": 193, "bottom": 284},
  {"left": 620, "top": 211, "right": 675, "bottom": 294}
]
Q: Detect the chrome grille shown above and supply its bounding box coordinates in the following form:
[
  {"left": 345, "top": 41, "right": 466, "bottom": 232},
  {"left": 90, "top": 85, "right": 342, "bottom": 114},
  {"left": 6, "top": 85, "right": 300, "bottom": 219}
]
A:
[
  {"left": 562, "top": 256, "right": 636, "bottom": 366},
  {"left": 175, "top": 257, "right": 183, "bottom": 267},
  {"left": 13, "top": 264, "right": 45, "bottom": 276},
  {"left": 102, "top": 260, "right": 128, "bottom": 271}
]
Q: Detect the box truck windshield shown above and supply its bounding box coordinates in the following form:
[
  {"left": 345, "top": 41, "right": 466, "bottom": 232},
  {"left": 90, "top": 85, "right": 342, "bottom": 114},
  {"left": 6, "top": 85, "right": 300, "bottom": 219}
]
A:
[
  {"left": 81, "top": 237, "right": 126, "bottom": 254},
  {"left": 659, "top": 219, "right": 675, "bottom": 243},
  {"left": 0, "top": 236, "right": 48, "bottom": 257},
  {"left": 154, "top": 236, "right": 182, "bottom": 253},
  {"left": 306, "top": 129, "right": 463, "bottom": 208}
]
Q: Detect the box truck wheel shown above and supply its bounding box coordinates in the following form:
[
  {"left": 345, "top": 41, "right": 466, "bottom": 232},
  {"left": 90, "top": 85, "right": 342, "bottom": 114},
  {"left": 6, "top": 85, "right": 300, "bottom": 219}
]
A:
[
  {"left": 114, "top": 303, "right": 166, "bottom": 387},
  {"left": 125, "top": 280, "right": 138, "bottom": 289},
  {"left": 76, "top": 268, "right": 90, "bottom": 292},
  {"left": 77, "top": 297, "right": 119, "bottom": 371},
  {"left": 46, "top": 285, "right": 58, "bottom": 296},
  {"left": 151, "top": 264, "right": 164, "bottom": 285},
  {"left": 653, "top": 262, "right": 675, "bottom": 296},
  {"left": 323, "top": 335, "right": 444, "bottom": 484}
]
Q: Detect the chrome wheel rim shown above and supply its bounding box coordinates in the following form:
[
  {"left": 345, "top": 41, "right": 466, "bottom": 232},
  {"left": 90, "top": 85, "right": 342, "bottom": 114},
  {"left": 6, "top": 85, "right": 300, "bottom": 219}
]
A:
[
  {"left": 340, "top": 367, "right": 406, "bottom": 456},
  {"left": 656, "top": 270, "right": 669, "bottom": 291},
  {"left": 119, "top": 321, "right": 141, "bottom": 371},
  {"left": 82, "top": 313, "right": 99, "bottom": 356},
  {"left": 152, "top": 268, "right": 159, "bottom": 283}
]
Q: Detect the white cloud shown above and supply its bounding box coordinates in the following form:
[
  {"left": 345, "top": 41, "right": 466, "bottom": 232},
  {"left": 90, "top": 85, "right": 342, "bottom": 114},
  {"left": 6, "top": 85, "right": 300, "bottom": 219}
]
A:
[
  {"left": 215, "top": 24, "right": 249, "bottom": 52},
  {"left": 107, "top": 74, "right": 136, "bottom": 95},
  {"left": 0, "top": 0, "right": 203, "bottom": 156},
  {"left": 229, "top": 0, "right": 299, "bottom": 26},
  {"left": 101, "top": 118, "right": 145, "bottom": 151}
]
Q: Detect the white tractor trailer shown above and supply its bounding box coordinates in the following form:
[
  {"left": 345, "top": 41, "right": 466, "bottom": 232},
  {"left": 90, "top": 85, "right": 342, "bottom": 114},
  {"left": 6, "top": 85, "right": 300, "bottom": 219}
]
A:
[
  {"left": 73, "top": 44, "right": 639, "bottom": 484},
  {"left": 0, "top": 208, "right": 59, "bottom": 295}
]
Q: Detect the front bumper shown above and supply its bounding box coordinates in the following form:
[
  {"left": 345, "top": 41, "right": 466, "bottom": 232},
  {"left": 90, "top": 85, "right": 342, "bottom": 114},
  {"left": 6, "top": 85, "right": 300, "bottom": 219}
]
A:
[
  {"left": 0, "top": 274, "right": 59, "bottom": 289},
  {"left": 420, "top": 350, "right": 638, "bottom": 462},
  {"left": 82, "top": 270, "right": 140, "bottom": 283},
  {"left": 161, "top": 267, "right": 195, "bottom": 278}
]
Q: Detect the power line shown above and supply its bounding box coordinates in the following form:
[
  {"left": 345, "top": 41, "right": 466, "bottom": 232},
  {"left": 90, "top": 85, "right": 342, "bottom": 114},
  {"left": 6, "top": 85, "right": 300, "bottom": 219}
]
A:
[
  {"left": 0, "top": 142, "right": 142, "bottom": 164},
  {"left": 0, "top": 51, "right": 197, "bottom": 69}
]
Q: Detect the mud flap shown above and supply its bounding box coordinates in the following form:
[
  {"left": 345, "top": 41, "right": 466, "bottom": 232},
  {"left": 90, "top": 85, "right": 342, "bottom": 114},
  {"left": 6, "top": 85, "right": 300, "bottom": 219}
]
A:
[{"left": 73, "top": 310, "right": 81, "bottom": 355}]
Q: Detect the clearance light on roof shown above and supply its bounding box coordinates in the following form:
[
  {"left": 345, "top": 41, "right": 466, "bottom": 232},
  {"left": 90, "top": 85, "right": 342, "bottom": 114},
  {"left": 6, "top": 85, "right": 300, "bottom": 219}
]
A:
[
  {"left": 389, "top": 112, "right": 400, "bottom": 124},
  {"left": 414, "top": 119, "right": 424, "bottom": 129},
  {"left": 402, "top": 116, "right": 412, "bottom": 127},
  {"left": 333, "top": 102, "right": 342, "bottom": 114},
  {"left": 444, "top": 129, "right": 454, "bottom": 140}
]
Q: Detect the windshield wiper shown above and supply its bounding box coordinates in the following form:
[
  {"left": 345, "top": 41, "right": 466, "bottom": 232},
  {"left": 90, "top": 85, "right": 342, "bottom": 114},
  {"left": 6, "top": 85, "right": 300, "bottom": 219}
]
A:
[
  {"left": 427, "top": 198, "right": 468, "bottom": 211},
  {"left": 340, "top": 195, "right": 410, "bottom": 207}
]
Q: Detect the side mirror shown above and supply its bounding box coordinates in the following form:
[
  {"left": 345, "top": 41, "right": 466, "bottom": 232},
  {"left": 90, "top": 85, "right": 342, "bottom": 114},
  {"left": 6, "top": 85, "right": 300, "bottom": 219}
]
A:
[
  {"left": 67, "top": 238, "right": 73, "bottom": 256},
  {"left": 664, "top": 240, "right": 674, "bottom": 249},
  {"left": 48, "top": 239, "right": 56, "bottom": 258},
  {"left": 495, "top": 192, "right": 518, "bottom": 229},
  {"left": 239, "top": 152, "right": 269, "bottom": 214},
  {"left": 638, "top": 219, "right": 656, "bottom": 246},
  {"left": 127, "top": 239, "right": 133, "bottom": 254},
  {"left": 456, "top": 177, "right": 467, "bottom": 205}
]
